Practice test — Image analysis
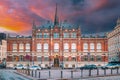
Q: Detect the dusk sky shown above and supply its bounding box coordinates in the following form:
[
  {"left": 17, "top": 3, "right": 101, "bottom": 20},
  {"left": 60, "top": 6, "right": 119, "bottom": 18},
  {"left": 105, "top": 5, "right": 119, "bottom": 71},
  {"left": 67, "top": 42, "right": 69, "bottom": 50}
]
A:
[{"left": 0, "top": 0, "right": 120, "bottom": 35}]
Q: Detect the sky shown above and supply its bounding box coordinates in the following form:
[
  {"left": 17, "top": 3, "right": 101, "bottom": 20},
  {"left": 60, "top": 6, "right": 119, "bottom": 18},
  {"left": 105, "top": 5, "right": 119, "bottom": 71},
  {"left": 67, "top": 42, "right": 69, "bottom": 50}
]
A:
[{"left": 0, "top": 0, "right": 120, "bottom": 35}]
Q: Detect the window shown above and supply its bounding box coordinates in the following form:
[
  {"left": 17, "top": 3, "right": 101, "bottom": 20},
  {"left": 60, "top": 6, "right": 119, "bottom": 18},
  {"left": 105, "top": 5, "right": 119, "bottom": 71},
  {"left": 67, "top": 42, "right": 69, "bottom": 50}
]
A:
[
  {"left": 25, "top": 43, "right": 30, "bottom": 52},
  {"left": 54, "top": 43, "right": 59, "bottom": 52},
  {"left": 37, "top": 43, "right": 42, "bottom": 52},
  {"left": 12, "top": 43, "right": 17, "bottom": 52},
  {"left": 43, "top": 33, "right": 49, "bottom": 38},
  {"left": 19, "top": 55, "right": 23, "bottom": 61},
  {"left": 71, "top": 43, "right": 76, "bottom": 52},
  {"left": 97, "top": 43, "right": 102, "bottom": 52},
  {"left": 54, "top": 33, "right": 59, "bottom": 38},
  {"left": 44, "top": 43, "right": 48, "bottom": 52},
  {"left": 90, "top": 43, "right": 94, "bottom": 52},
  {"left": 72, "top": 57, "right": 76, "bottom": 61},
  {"left": 64, "top": 43, "right": 69, "bottom": 52},
  {"left": 44, "top": 57, "right": 49, "bottom": 61},
  {"left": 37, "top": 57, "right": 42, "bottom": 61},
  {"left": 90, "top": 55, "right": 94, "bottom": 61},
  {"left": 83, "top": 43, "right": 88, "bottom": 52},
  {"left": 64, "top": 33, "right": 69, "bottom": 38},
  {"left": 36, "top": 33, "right": 42, "bottom": 38},
  {"left": 19, "top": 43, "right": 24, "bottom": 52},
  {"left": 84, "top": 55, "right": 88, "bottom": 61},
  {"left": 71, "top": 32, "right": 76, "bottom": 38},
  {"left": 96, "top": 56, "right": 102, "bottom": 61}
]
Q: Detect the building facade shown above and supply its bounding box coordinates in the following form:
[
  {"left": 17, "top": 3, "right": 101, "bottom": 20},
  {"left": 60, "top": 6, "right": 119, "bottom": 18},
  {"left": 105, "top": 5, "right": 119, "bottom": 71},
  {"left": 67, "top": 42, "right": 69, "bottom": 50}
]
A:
[
  {"left": 0, "top": 40, "right": 7, "bottom": 62},
  {"left": 107, "top": 18, "right": 120, "bottom": 63},
  {"left": 7, "top": 5, "right": 108, "bottom": 68}
]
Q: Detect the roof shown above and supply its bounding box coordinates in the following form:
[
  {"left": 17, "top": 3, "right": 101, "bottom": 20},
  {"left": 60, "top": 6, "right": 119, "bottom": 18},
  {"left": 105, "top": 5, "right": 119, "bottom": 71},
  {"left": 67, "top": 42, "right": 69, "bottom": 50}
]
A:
[{"left": 37, "top": 21, "right": 79, "bottom": 30}]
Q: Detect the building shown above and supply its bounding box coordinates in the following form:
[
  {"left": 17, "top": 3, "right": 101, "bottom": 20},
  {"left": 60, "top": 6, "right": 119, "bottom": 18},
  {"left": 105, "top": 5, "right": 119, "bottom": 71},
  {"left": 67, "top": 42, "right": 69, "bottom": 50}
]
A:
[
  {"left": 0, "top": 33, "right": 6, "bottom": 41},
  {"left": 107, "top": 18, "right": 120, "bottom": 63},
  {"left": 7, "top": 5, "right": 108, "bottom": 68},
  {"left": 0, "top": 40, "right": 7, "bottom": 62}
]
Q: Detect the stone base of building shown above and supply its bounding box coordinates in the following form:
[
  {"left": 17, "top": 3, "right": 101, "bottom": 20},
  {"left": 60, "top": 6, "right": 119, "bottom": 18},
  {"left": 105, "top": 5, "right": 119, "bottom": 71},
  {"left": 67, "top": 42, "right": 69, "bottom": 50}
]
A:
[{"left": 6, "top": 61, "right": 108, "bottom": 68}]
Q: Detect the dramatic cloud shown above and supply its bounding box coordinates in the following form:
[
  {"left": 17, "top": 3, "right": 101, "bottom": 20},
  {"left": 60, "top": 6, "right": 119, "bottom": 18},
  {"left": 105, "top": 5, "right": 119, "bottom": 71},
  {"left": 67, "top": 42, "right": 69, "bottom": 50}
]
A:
[{"left": 0, "top": 0, "right": 120, "bottom": 35}]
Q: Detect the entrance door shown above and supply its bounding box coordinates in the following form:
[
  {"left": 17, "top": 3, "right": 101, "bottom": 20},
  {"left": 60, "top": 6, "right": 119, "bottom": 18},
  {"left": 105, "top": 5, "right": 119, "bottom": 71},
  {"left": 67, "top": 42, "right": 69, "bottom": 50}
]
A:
[{"left": 54, "top": 55, "right": 59, "bottom": 67}]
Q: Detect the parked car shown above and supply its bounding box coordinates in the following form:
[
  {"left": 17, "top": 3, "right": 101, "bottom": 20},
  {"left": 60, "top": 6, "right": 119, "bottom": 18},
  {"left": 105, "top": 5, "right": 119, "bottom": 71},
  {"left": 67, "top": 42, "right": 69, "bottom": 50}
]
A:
[
  {"left": 80, "top": 64, "right": 97, "bottom": 69},
  {"left": 29, "top": 65, "right": 41, "bottom": 70},
  {"left": 13, "top": 64, "right": 24, "bottom": 70}
]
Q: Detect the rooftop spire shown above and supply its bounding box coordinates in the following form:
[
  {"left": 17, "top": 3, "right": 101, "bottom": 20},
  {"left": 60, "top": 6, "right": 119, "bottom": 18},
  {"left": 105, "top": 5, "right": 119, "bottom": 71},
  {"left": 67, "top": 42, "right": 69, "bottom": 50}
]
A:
[
  {"left": 117, "top": 17, "right": 120, "bottom": 26},
  {"left": 54, "top": 3, "right": 59, "bottom": 26},
  {"left": 32, "top": 20, "right": 36, "bottom": 29}
]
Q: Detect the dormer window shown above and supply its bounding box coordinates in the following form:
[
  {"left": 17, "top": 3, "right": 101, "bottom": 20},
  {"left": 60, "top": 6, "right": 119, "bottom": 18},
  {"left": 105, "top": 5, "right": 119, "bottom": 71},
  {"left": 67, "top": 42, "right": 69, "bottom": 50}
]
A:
[{"left": 53, "top": 33, "right": 59, "bottom": 38}]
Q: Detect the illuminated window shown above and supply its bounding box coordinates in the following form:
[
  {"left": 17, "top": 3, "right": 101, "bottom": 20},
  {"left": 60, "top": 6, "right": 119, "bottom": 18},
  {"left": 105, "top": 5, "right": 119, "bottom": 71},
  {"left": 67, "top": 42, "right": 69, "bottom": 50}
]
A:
[
  {"left": 37, "top": 43, "right": 42, "bottom": 52},
  {"left": 12, "top": 43, "right": 17, "bottom": 52},
  {"left": 83, "top": 43, "right": 88, "bottom": 52},
  {"left": 44, "top": 43, "right": 49, "bottom": 52},
  {"left": 64, "top": 43, "right": 69, "bottom": 52},
  {"left": 19, "top": 43, "right": 24, "bottom": 52},
  {"left": 25, "top": 43, "right": 30, "bottom": 52},
  {"left": 71, "top": 43, "right": 76, "bottom": 52},
  {"left": 53, "top": 33, "right": 59, "bottom": 38},
  {"left": 54, "top": 43, "right": 59, "bottom": 52},
  {"left": 90, "top": 43, "right": 94, "bottom": 52},
  {"left": 97, "top": 43, "right": 102, "bottom": 52}
]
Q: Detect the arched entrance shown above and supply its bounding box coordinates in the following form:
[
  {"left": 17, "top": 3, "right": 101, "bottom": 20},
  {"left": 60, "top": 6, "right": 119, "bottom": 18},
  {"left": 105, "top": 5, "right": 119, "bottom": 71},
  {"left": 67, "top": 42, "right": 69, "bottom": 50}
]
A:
[{"left": 54, "top": 55, "right": 59, "bottom": 67}]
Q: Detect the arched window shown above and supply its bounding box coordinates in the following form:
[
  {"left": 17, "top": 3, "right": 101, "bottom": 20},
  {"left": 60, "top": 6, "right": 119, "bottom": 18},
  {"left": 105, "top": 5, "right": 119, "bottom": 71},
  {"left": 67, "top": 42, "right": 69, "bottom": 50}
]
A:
[
  {"left": 90, "top": 43, "right": 94, "bottom": 52},
  {"left": 64, "top": 43, "right": 69, "bottom": 52},
  {"left": 19, "top": 43, "right": 24, "bottom": 52},
  {"left": 37, "top": 43, "right": 42, "bottom": 52},
  {"left": 71, "top": 43, "right": 76, "bottom": 52},
  {"left": 12, "top": 43, "right": 17, "bottom": 52},
  {"left": 44, "top": 43, "right": 48, "bottom": 52},
  {"left": 83, "top": 43, "right": 88, "bottom": 52},
  {"left": 54, "top": 43, "right": 59, "bottom": 52},
  {"left": 97, "top": 43, "right": 102, "bottom": 52},
  {"left": 26, "top": 43, "right": 30, "bottom": 52}
]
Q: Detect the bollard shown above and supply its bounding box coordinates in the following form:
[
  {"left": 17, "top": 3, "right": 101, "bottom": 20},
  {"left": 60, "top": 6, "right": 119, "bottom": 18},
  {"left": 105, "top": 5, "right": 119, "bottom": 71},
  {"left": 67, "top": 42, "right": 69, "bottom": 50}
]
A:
[
  {"left": 89, "top": 69, "right": 91, "bottom": 76},
  {"left": 39, "top": 71, "right": 41, "bottom": 78},
  {"left": 71, "top": 70, "right": 73, "bottom": 78},
  {"left": 104, "top": 69, "right": 106, "bottom": 75},
  {"left": 81, "top": 69, "right": 83, "bottom": 77},
  {"left": 49, "top": 70, "right": 51, "bottom": 78},
  {"left": 32, "top": 70, "right": 33, "bottom": 77},
  {"left": 111, "top": 68, "right": 113, "bottom": 75},
  {"left": 61, "top": 70, "right": 63, "bottom": 79},
  {"left": 35, "top": 70, "right": 37, "bottom": 77},
  {"left": 97, "top": 68, "right": 99, "bottom": 76},
  {"left": 117, "top": 68, "right": 119, "bottom": 74}
]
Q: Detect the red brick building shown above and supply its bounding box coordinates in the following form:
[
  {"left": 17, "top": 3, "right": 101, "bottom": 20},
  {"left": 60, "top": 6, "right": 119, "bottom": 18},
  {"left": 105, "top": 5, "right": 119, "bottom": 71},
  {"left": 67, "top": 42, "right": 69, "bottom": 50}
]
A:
[{"left": 7, "top": 5, "right": 108, "bottom": 68}]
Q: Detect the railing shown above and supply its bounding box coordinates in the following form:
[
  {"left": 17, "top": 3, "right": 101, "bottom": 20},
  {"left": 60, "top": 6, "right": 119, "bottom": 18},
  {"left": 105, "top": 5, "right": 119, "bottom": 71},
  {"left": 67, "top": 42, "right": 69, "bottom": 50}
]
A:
[{"left": 17, "top": 68, "right": 120, "bottom": 79}]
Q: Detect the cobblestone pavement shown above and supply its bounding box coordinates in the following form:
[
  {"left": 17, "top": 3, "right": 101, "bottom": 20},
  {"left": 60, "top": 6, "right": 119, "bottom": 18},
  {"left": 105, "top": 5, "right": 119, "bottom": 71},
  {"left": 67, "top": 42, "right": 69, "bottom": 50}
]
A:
[
  {"left": 0, "top": 69, "right": 32, "bottom": 80},
  {"left": 81, "top": 75, "right": 120, "bottom": 80}
]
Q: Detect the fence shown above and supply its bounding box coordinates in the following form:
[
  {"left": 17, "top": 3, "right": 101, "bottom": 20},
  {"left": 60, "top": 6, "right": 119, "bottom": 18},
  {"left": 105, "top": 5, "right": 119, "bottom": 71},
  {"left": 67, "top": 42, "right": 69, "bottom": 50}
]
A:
[{"left": 17, "top": 68, "right": 120, "bottom": 79}]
